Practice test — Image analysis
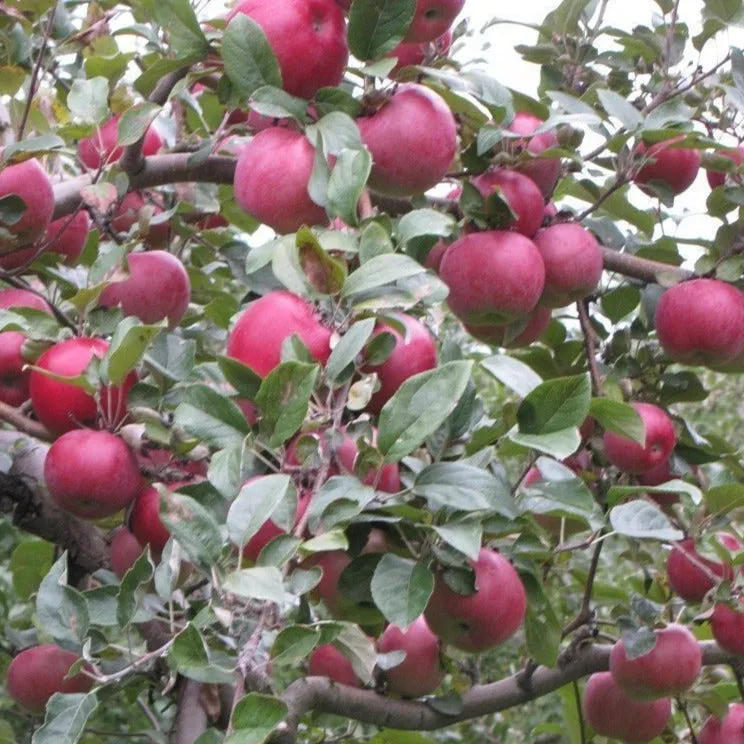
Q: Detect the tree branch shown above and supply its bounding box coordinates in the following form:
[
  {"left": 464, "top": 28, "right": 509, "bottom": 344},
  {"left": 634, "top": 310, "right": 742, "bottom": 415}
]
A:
[
  {"left": 173, "top": 679, "right": 209, "bottom": 744},
  {"left": 0, "top": 402, "right": 53, "bottom": 440}
]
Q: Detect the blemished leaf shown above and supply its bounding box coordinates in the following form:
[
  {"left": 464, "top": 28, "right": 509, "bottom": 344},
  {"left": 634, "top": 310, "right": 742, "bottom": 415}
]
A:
[
  {"left": 227, "top": 475, "right": 296, "bottom": 546},
  {"left": 325, "top": 318, "right": 376, "bottom": 383},
  {"left": 36, "top": 553, "right": 90, "bottom": 647},
  {"left": 480, "top": 355, "right": 543, "bottom": 398},
  {"left": 370, "top": 554, "right": 434, "bottom": 629},
  {"left": 32, "top": 692, "right": 98, "bottom": 744},
  {"left": 609, "top": 500, "right": 684, "bottom": 541},
  {"left": 67, "top": 77, "right": 109, "bottom": 123},
  {"left": 517, "top": 373, "right": 591, "bottom": 436},
  {"left": 296, "top": 227, "right": 347, "bottom": 296},
  {"left": 348, "top": 0, "right": 416, "bottom": 60},
  {"left": 342, "top": 254, "right": 427, "bottom": 297},
  {"left": 222, "top": 14, "right": 282, "bottom": 101},
  {"left": 255, "top": 362, "right": 319, "bottom": 446},
  {"left": 590, "top": 398, "right": 645, "bottom": 445},
  {"left": 378, "top": 361, "right": 473, "bottom": 462},
  {"left": 596, "top": 89, "right": 644, "bottom": 130},
  {"left": 100, "top": 316, "right": 162, "bottom": 386},
  {"left": 173, "top": 384, "right": 251, "bottom": 448},
  {"left": 223, "top": 567, "right": 286, "bottom": 604},
  {"left": 228, "top": 694, "right": 288, "bottom": 744},
  {"left": 327, "top": 148, "right": 373, "bottom": 227}
]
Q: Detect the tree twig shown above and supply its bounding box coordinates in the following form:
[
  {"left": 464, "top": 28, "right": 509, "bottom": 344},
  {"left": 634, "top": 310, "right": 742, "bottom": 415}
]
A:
[
  {"left": 577, "top": 300, "right": 601, "bottom": 395},
  {"left": 0, "top": 401, "right": 53, "bottom": 440}
]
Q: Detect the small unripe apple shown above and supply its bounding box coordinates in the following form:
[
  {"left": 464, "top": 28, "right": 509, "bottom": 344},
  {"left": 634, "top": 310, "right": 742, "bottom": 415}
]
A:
[
  {"left": 424, "top": 548, "right": 526, "bottom": 652},
  {"left": 470, "top": 169, "right": 545, "bottom": 237},
  {"left": 655, "top": 278, "right": 744, "bottom": 366},
  {"left": 6, "top": 644, "right": 93, "bottom": 713},
  {"left": 99, "top": 250, "right": 191, "bottom": 326},
  {"left": 582, "top": 672, "right": 672, "bottom": 744},
  {"left": 308, "top": 644, "right": 362, "bottom": 687},
  {"left": 45, "top": 430, "right": 141, "bottom": 519},
  {"left": 0, "top": 159, "right": 55, "bottom": 252},
  {"left": 602, "top": 402, "right": 676, "bottom": 474},
  {"left": 378, "top": 616, "right": 444, "bottom": 697},
  {"left": 110, "top": 526, "right": 145, "bottom": 578},
  {"left": 706, "top": 146, "right": 744, "bottom": 188},
  {"left": 233, "top": 129, "right": 328, "bottom": 234},
  {"left": 634, "top": 137, "right": 701, "bottom": 196},
  {"left": 465, "top": 306, "right": 551, "bottom": 348},
  {"left": 386, "top": 30, "right": 452, "bottom": 77},
  {"left": 78, "top": 115, "right": 162, "bottom": 170},
  {"left": 711, "top": 600, "right": 744, "bottom": 655},
  {"left": 227, "top": 0, "right": 348, "bottom": 100},
  {"left": 721, "top": 703, "right": 744, "bottom": 742},
  {"left": 29, "top": 337, "right": 137, "bottom": 434},
  {"left": 227, "top": 291, "right": 332, "bottom": 377},
  {"left": 358, "top": 85, "right": 457, "bottom": 197},
  {"left": 609, "top": 623, "right": 701, "bottom": 700},
  {"left": 666, "top": 537, "right": 732, "bottom": 603},
  {"left": 439, "top": 231, "right": 545, "bottom": 325},
  {"left": 533, "top": 223, "right": 603, "bottom": 308},
  {"left": 507, "top": 112, "right": 561, "bottom": 197},
  {"left": 404, "top": 0, "right": 465, "bottom": 43},
  {"left": 363, "top": 313, "right": 437, "bottom": 414}
]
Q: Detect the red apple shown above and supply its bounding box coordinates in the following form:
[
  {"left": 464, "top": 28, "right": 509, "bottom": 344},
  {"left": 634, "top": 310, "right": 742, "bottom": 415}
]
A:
[
  {"left": 233, "top": 128, "right": 327, "bottom": 234},
  {"left": 0, "top": 288, "right": 51, "bottom": 314},
  {"left": 227, "top": 0, "right": 348, "bottom": 99},
  {"left": 226, "top": 291, "right": 332, "bottom": 377},
  {"left": 110, "top": 192, "right": 170, "bottom": 246},
  {"left": 637, "top": 459, "right": 681, "bottom": 508},
  {"left": 423, "top": 548, "right": 526, "bottom": 652},
  {"left": 99, "top": 250, "right": 191, "bottom": 326},
  {"left": 386, "top": 30, "right": 453, "bottom": 77},
  {"left": 78, "top": 115, "right": 162, "bottom": 170},
  {"left": 0, "top": 159, "right": 54, "bottom": 252},
  {"left": 602, "top": 402, "right": 676, "bottom": 474},
  {"left": 470, "top": 169, "right": 544, "bottom": 237},
  {"left": 609, "top": 623, "right": 701, "bottom": 700},
  {"left": 110, "top": 526, "right": 145, "bottom": 578},
  {"left": 6, "top": 644, "right": 93, "bottom": 713},
  {"left": 706, "top": 146, "right": 744, "bottom": 188},
  {"left": 439, "top": 231, "right": 545, "bottom": 324},
  {"left": 533, "top": 223, "right": 603, "bottom": 307},
  {"left": 634, "top": 137, "right": 701, "bottom": 196},
  {"left": 582, "top": 672, "right": 672, "bottom": 744},
  {"left": 29, "top": 337, "right": 137, "bottom": 434},
  {"left": 378, "top": 616, "right": 444, "bottom": 697},
  {"left": 358, "top": 85, "right": 457, "bottom": 196},
  {"left": 404, "top": 0, "right": 465, "bottom": 43},
  {"left": 655, "top": 278, "right": 744, "bottom": 366},
  {"left": 334, "top": 430, "right": 401, "bottom": 493},
  {"left": 666, "top": 537, "right": 732, "bottom": 603},
  {"left": 136, "top": 448, "right": 208, "bottom": 479},
  {"left": 699, "top": 715, "right": 725, "bottom": 744},
  {"left": 424, "top": 240, "right": 448, "bottom": 273},
  {"left": 507, "top": 112, "right": 561, "bottom": 197},
  {"left": 711, "top": 599, "right": 744, "bottom": 655},
  {"left": 309, "top": 549, "right": 352, "bottom": 616},
  {"left": 721, "top": 703, "right": 744, "bottom": 742},
  {"left": 363, "top": 313, "right": 437, "bottom": 414},
  {"left": 308, "top": 644, "right": 361, "bottom": 687},
  {"left": 464, "top": 305, "right": 552, "bottom": 349}
]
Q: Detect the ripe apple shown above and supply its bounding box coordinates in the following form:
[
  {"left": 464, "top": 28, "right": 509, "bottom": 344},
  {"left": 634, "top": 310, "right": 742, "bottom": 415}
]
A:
[
  {"left": 386, "top": 30, "right": 453, "bottom": 77},
  {"left": 0, "top": 159, "right": 54, "bottom": 252},
  {"left": 721, "top": 703, "right": 744, "bottom": 742},
  {"left": 308, "top": 549, "right": 352, "bottom": 616},
  {"left": 98, "top": 250, "right": 191, "bottom": 326},
  {"left": 424, "top": 240, "right": 448, "bottom": 273},
  {"left": 666, "top": 537, "right": 732, "bottom": 603},
  {"left": 634, "top": 137, "right": 701, "bottom": 196},
  {"left": 439, "top": 231, "right": 545, "bottom": 325},
  {"left": 0, "top": 288, "right": 51, "bottom": 314},
  {"left": 706, "top": 146, "right": 744, "bottom": 188},
  {"left": 423, "top": 548, "right": 526, "bottom": 652},
  {"left": 29, "top": 337, "right": 137, "bottom": 434},
  {"left": 358, "top": 85, "right": 457, "bottom": 196},
  {"left": 78, "top": 115, "right": 162, "bottom": 170},
  {"left": 533, "top": 223, "right": 604, "bottom": 307},
  {"left": 6, "top": 644, "right": 93, "bottom": 713},
  {"left": 602, "top": 402, "right": 676, "bottom": 474},
  {"left": 582, "top": 672, "right": 672, "bottom": 744},
  {"left": 335, "top": 429, "right": 401, "bottom": 492},
  {"left": 227, "top": 291, "right": 332, "bottom": 377},
  {"left": 378, "top": 616, "right": 444, "bottom": 697},
  {"left": 233, "top": 129, "right": 327, "bottom": 234},
  {"left": 507, "top": 112, "right": 561, "bottom": 197},
  {"left": 609, "top": 623, "right": 701, "bottom": 700},
  {"left": 227, "top": 0, "right": 348, "bottom": 99},
  {"left": 470, "top": 169, "right": 545, "bottom": 237},
  {"left": 110, "top": 526, "right": 145, "bottom": 578},
  {"left": 308, "top": 644, "right": 361, "bottom": 687},
  {"left": 404, "top": 0, "right": 465, "bottom": 43},
  {"left": 711, "top": 599, "right": 744, "bottom": 655},
  {"left": 363, "top": 313, "right": 437, "bottom": 414},
  {"left": 637, "top": 459, "right": 681, "bottom": 508},
  {"left": 110, "top": 192, "right": 170, "bottom": 246},
  {"left": 699, "top": 715, "right": 724, "bottom": 744},
  {"left": 654, "top": 278, "right": 744, "bottom": 366},
  {"left": 45, "top": 429, "right": 141, "bottom": 519},
  {"left": 465, "top": 305, "right": 552, "bottom": 349}
]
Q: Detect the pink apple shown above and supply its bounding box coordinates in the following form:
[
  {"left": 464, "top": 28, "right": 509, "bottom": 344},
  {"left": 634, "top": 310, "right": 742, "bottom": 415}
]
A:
[
  {"left": 507, "top": 112, "right": 561, "bottom": 197},
  {"left": 666, "top": 537, "right": 733, "bottom": 603},
  {"left": 699, "top": 715, "right": 725, "bottom": 744},
  {"left": 308, "top": 644, "right": 361, "bottom": 687},
  {"left": 470, "top": 169, "right": 545, "bottom": 237},
  {"left": 634, "top": 137, "right": 701, "bottom": 196},
  {"left": 706, "top": 146, "right": 744, "bottom": 188},
  {"left": 78, "top": 115, "right": 162, "bottom": 170},
  {"left": 110, "top": 526, "right": 146, "bottom": 578},
  {"left": 638, "top": 459, "right": 680, "bottom": 508},
  {"left": 0, "top": 159, "right": 54, "bottom": 253},
  {"left": 404, "top": 0, "right": 465, "bottom": 43},
  {"left": 711, "top": 600, "right": 744, "bottom": 655},
  {"left": 721, "top": 703, "right": 744, "bottom": 742},
  {"left": 334, "top": 429, "right": 401, "bottom": 492}
]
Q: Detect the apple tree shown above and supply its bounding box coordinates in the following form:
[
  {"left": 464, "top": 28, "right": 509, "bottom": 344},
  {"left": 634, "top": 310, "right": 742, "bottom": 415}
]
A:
[{"left": 1, "top": 0, "right": 744, "bottom": 742}]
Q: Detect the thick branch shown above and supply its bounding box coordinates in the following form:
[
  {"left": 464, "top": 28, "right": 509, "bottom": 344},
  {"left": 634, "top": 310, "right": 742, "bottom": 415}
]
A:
[
  {"left": 173, "top": 679, "right": 209, "bottom": 744},
  {"left": 274, "top": 642, "right": 736, "bottom": 743},
  {"left": 0, "top": 402, "right": 53, "bottom": 440}
]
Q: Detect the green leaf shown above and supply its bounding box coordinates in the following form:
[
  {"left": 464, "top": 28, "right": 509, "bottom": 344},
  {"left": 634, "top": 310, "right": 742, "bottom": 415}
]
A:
[
  {"left": 223, "top": 567, "right": 286, "bottom": 604},
  {"left": 397, "top": 209, "right": 456, "bottom": 245},
  {"left": 327, "top": 148, "right": 372, "bottom": 227},
  {"left": 306, "top": 112, "right": 364, "bottom": 157},
  {"left": 607, "top": 481, "right": 703, "bottom": 507},
  {"left": 590, "top": 398, "right": 645, "bottom": 445},
  {"left": 706, "top": 483, "right": 744, "bottom": 515},
  {"left": 596, "top": 89, "right": 644, "bottom": 130},
  {"left": 299, "top": 529, "right": 349, "bottom": 555},
  {"left": 508, "top": 427, "right": 582, "bottom": 460},
  {"left": 151, "top": 0, "right": 210, "bottom": 57},
  {"left": 331, "top": 624, "right": 377, "bottom": 683},
  {"left": 601, "top": 286, "right": 641, "bottom": 322},
  {"left": 117, "top": 103, "right": 162, "bottom": 146},
  {"left": 169, "top": 623, "right": 235, "bottom": 684},
  {"left": 249, "top": 86, "right": 309, "bottom": 121},
  {"left": 359, "top": 221, "right": 394, "bottom": 262},
  {"left": 10, "top": 539, "right": 53, "bottom": 600},
  {"left": 2, "top": 135, "right": 65, "bottom": 161},
  {"left": 0, "top": 195, "right": 26, "bottom": 227},
  {"left": 67, "top": 77, "right": 109, "bottom": 123},
  {"left": 524, "top": 581, "right": 561, "bottom": 667},
  {"left": 227, "top": 475, "right": 295, "bottom": 545},
  {"left": 370, "top": 554, "right": 434, "bottom": 628},
  {"left": 208, "top": 442, "right": 245, "bottom": 500},
  {"left": 0, "top": 66, "right": 26, "bottom": 96},
  {"left": 174, "top": 384, "right": 251, "bottom": 448},
  {"left": 271, "top": 626, "right": 320, "bottom": 666},
  {"left": 32, "top": 692, "right": 98, "bottom": 744},
  {"left": 36, "top": 553, "right": 90, "bottom": 647},
  {"left": 517, "top": 374, "right": 591, "bottom": 436},
  {"left": 609, "top": 501, "right": 684, "bottom": 541},
  {"left": 116, "top": 550, "right": 154, "bottom": 627},
  {"left": 480, "top": 355, "right": 543, "bottom": 398},
  {"left": 325, "top": 318, "right": 376, "bottom": 382},
  {"left": 348, "top": 0, "right": 417, "bottom": 60},
  {"left": 306, "top": 476, "right": 377, "bottom": 532},
  {"left": 378, "top": 361, "right": 473, "bottom": 462},
  {"left": 257, "top": 535, "right": 302, "bottom": 568},
  {"left": 703, "top": 0, "right": 743, "bottom": 23},
  {"left": 227, "top": 694, "right": 288, "bottom": 744},
  {"left": 433, "top": 521, "right": 483, "bottom": 561},
  {"left": 370, "top": 732, "right": 437, "bottom": 744},
  {"left": 342, "top": 254, "right": 427, "bottom": 297},
  {"left": 101, "top": 316, "right": 162, "bottom": 385},
  {"left": 146, "top": 333, "right": 196, "bottom": 382},
  {"left": 217, "top": 356, "right": 263, "bottom": 401},
  {"left": 222, "top": 14, "right": 283, "bottom": 101},
  {"left": 255, "top": 362, "right": 319, "bottom": 447}
]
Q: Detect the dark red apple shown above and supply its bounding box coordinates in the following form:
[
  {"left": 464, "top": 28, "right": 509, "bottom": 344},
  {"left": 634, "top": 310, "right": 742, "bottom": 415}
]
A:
[
  {"left": 507, "top": 112, "right": 561, "bottom": 197},
  {"left": 666, "top": 537, "right": 732, "bottom": 603},
  {"left": 110, "top": 526, "right": 145, "bottom": 578},
  {"left": 439, "top": 231, "right": 545, "bottom": 324},
  {"left": 464, "top": 306, "right": 551, "bottom": 349},
  {"left": 711, "top": 599, "right": 744, "bottom": 655},
  {"left": 634, "top": 137, "right": 701, "bottom": 196},
  {"left": 308, "top": 644, "right": 361, "bottom": 687},
  {"left": 0, "top": 159, "right": 54, "bottom": 252},
  {"left": 78, "top": 115, "right": 162, "bottom": 170},
  {"left": 424, "top": 241, "right": 448, "bottom": 273},
  {"left": 655, "top": 278, "right": 744, "bottom": 366},
  {"left": 404, "top": 0, "right": 465, "bottom": 43},
  {"left": 706, "top": 146, "right": 744, "bottom": 188},
  {"left": 470, "top": 169, "right": 545, "bottom": 237}
]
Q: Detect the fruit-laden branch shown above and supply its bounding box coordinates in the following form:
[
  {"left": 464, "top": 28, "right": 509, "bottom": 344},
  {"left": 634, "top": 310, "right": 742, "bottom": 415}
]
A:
[
  {"left": 272, "top": 642, "right": 735, "bottom": 744},
  {"left": 51, "top": 156, "right": 690, "bottom": 285}
]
